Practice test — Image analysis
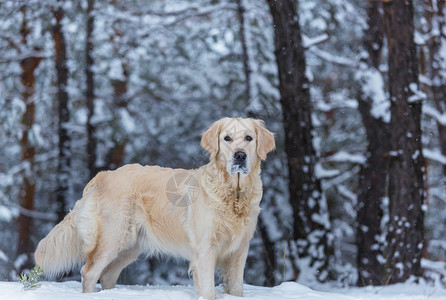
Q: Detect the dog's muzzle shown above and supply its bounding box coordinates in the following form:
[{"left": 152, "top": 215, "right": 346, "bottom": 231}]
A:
[{"left": 230, "top": 151, "right": 249, "bottom": 175}]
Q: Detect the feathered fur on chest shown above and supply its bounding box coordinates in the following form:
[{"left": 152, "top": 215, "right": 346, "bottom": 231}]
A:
[{"left": 200, "top": 164, "right": 263, "bottom": 230}]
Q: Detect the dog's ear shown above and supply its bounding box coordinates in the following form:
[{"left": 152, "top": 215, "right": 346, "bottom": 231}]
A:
[
  {"left": 255, "top": 120, "right": 275, "bottom": 160},
  {"left": 201, "top": 119, "right": 223, "bottom": 160}
]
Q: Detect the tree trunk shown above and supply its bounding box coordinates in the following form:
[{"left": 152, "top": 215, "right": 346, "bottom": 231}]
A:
[
  {"left": 235, "top": 0, "right": 251, "bottom": 105},
  {"left": 266, "top": 0, "right": 333, "bottom": 281},
  {"left": 424, "top": 0, "right": 446, "bottom": 176},
  {"left": 257, "top": 216, "right": 276, "bottom": 287},
  {"left": 53, "top": 4, "right": 71, "bottom": 223},
  {"left": 103, "top": 18, "right": 130, "bottom": 171},
  {"left": 356, "top": 0, "right": 389, "bottom": 286},
  {"left": 382, "top": 0, "right": 425, "bottom": 283},
  {"left": 16, "top": 6, "right": 42, "bottom": 272},
  {"left": 86, "top": 0, "right": 97, "bottom": 179}
]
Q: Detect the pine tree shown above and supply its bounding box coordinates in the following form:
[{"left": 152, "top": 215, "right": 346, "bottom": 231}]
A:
[
  {"left": 266, "top": 0, "right": 333, "bottom": 281},
  {"left": 382, "top": 0, "right": 425, "bottom": 283},
  {"left": 356, "top": 0, "right": 388, "bottom": 286}
]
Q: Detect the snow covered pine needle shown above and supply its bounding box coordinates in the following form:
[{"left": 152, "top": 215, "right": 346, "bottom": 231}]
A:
[{"left": 17, "top": 265, "right": 44, "bottom": 291}]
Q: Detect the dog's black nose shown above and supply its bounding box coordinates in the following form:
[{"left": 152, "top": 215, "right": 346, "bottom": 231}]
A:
[{"left": 234, "top": 151, "right": 247, "bottom": 161}]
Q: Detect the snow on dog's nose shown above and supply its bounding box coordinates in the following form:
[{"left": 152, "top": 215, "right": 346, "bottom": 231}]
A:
[{"left": 231, "top": 151, "right": 249, "bottom": 175}]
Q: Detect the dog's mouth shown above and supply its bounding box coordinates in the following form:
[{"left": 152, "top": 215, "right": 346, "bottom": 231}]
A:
[{"left": 230, "top": 163, "right": 249, "bottom": 175}]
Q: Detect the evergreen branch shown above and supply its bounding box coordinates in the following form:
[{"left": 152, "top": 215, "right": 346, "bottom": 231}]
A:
[{"left": 17, "top": 265, "right": 44, "bottom": 291}]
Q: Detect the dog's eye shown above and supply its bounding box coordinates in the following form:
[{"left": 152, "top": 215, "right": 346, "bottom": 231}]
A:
[
  {"left": 224, "top": 136, "right": 232, "bottom": 142},
  {"left": 245, "top": 135, "right": 253, "bottom": 142}
]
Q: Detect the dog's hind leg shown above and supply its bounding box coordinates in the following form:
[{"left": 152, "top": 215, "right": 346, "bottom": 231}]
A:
[
  {"left": 100, "top": 246, "right": 140, "bottom": 290},
  {"left": 81, "top": 239, "right": 121, "bottom": 293}
]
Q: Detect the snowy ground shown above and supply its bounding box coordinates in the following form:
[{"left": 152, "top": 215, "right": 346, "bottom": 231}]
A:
[{"left": 0, "top": 280, "right": 445, "bottom": 300}]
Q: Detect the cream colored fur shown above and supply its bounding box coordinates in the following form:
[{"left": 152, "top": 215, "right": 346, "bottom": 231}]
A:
[{"left": 34, "top": 117, "right": 275, "bottom": 300}]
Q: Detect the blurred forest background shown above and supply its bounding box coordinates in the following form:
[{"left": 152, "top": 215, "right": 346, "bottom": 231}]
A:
[{"left": 0, "top": 0, "right": 446, "bottom": 288}]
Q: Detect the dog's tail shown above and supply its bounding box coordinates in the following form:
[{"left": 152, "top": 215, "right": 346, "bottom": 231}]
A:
[{"left": 34, "top": 203, "right": 83, "bottom": 278}]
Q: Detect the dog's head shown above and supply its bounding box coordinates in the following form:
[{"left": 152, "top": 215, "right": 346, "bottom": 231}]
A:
[{"left": 201, "top": 117, "right": 275, "bottom": 176}]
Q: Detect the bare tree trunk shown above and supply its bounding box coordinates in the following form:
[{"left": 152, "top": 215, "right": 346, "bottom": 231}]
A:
[
  {"left": 266, "top": 0, "right": 333, "bottom": 281},
  {"left": 257, "top": 216, "right": 276, "bottom": 286},
  {"left": 16, "top": 6, "right": 42, "bottom": 272},
  {"left": 433, "top": 0, "right": 446, "bottom": 177},
  {"left": 382, "top": 0, "right": 425, "bottom": 283},
  {"left": 356, "top": 0, "right": 388, "bottom": 286},
  {"left": 103, "top": 18, "right": 130, "bottom": 171},
  {"left": 86, "top": 0, "right": 97, "bottom": 179},
  {"left": 53, "top": 3, "right": 71, "bottom": 223},
  {"left": 235, "top": 0, "right": 251, "bottom": 105},
  {"left": 424, "top": 0, "right": 446, "bottom": 176}
]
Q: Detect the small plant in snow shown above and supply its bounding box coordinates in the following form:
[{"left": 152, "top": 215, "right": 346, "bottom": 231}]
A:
[{"left": 17, "top": 265, "right": 44, "bottom": 291}]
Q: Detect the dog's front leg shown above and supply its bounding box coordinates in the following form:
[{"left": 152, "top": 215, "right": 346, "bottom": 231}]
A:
[
  {"left": 221, "top": 242, "right": 249, "bottom": 297},
  {"left": 191, "top": 247, "right": 216, "bottom": 300}
]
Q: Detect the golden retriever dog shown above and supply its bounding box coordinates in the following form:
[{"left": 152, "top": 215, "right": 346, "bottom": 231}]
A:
[{"left": 34, "top": 117, "right": 275, "bottom": 299}]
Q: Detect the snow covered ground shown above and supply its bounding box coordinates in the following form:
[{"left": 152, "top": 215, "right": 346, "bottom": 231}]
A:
[{"left": 0, "top": 280, "right": 445, "bottom": 300}]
